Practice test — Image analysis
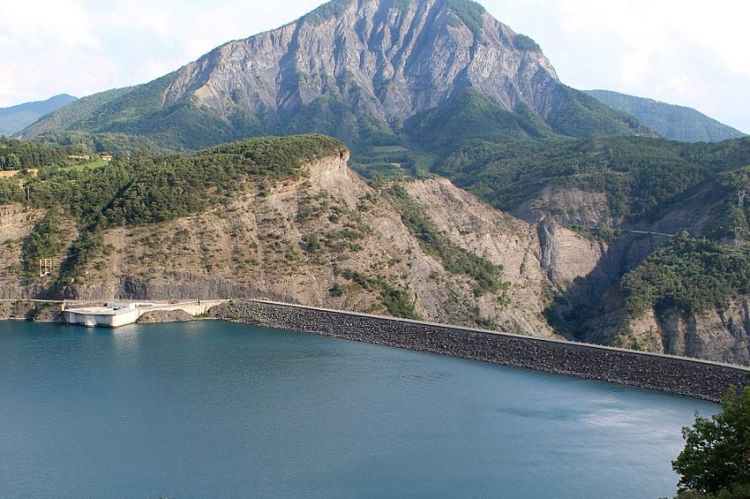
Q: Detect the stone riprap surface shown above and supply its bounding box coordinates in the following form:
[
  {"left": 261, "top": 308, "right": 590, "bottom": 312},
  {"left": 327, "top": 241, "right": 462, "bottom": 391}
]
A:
[
  {"left": 212, "top": 300, "right": 750, "bottom": 402},
  {"left": 137, "top": 309, "right": 196, "bottom": 324}
]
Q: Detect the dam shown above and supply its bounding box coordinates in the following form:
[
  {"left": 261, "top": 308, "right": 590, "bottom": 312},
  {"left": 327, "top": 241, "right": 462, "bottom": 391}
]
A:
[
  {"left": 5, "top": 297, "right": 746, "bottom": 401},
  {"left": 63, "top": 300, "right": 228, "bottom": 327}
]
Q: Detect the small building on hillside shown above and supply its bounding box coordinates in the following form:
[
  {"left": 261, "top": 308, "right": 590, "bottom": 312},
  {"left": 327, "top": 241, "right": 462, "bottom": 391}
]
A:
[
  {"left": 100, "top": 153, "right": 113, "bottom": 162},
  {"left": 39, "top": 258, "right": 53, "bottom": 277}
]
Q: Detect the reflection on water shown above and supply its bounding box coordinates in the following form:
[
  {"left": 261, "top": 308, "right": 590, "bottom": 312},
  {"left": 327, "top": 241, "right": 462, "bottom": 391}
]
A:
[
  {"left": 0, "top": 320, "right": 717, "bottom": 498},
  {"left": 110, "top": 325, "right": 139, "bottom": 353}
]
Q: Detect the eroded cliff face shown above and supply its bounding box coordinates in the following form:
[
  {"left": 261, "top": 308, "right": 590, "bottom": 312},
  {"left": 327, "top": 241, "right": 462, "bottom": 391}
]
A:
[
  {"left": 65, "top": 154, "right": 566, "bottom": 337},
  {"left": 513, "top": 187, "right": 614, "bottom": 229},
  {"left": 403, "top": 178, "right": 554, "bottom": 334},
  {"left": 511, "top": 180, "right": 750, "bottom": 364},
  {"left": 0, "top": 154, "right": 608, "bottom": 339},
  {"left": 585, "top": 293, "right": 750, "bottom": 366},
  {"left": 0, "top": 204, "right": 45, "bottom": 299}
]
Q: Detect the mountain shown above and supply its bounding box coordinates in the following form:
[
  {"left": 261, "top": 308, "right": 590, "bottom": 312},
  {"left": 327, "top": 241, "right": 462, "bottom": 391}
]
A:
[
  {"left": 3, "top": 131, "right": 750, "bottom": 364},
  {"left": 23, "top": 0, "right": 649, "bottom": 150},
  {"left": 430, "top": 130, "right": 750, "bottom": 364},
  {"left": 4, "top": 134, "right": 750, "bottom": 364},
  {"left": 0, "top": 135, "right": 602, "bottom": 338},
  {"left": 587, "top": 89, "right": 746, "bottom": 143},
  {"left": 0, "top": 94, "right": 77, "bottom": 136}
]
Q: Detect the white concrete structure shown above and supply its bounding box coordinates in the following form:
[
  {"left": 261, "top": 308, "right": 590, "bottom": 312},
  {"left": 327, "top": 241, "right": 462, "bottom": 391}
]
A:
[{"left": 64, "top": 300, "right": 227, "bottom": 328}]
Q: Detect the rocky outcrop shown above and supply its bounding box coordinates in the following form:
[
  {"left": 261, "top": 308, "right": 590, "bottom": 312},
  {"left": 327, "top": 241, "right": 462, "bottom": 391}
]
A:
[
  {"left": 402, "top": 179, "right": 552, "bottom": 334},
  {"left": 593, "top": 296, "right": 750, "bottom": 366},
  {"left": 137, "top": 309, "right": 196, "bottom": 324},
  {"left": 513, "top": 187, "right": 614, "bottom": 228},
  {"left": 0, "top": 300, "right": 63, "bottom": 322},
  {"left": 536, "top": 218, "right": 605, "bottom": 290}
]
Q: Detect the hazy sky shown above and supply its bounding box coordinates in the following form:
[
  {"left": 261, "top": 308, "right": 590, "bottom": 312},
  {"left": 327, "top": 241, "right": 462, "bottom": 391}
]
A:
[{"left": 1, "top": 0, "right": 748, "bottom": 132}]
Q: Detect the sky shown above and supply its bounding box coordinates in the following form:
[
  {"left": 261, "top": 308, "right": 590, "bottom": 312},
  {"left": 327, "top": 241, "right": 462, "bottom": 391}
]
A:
[{"left": 0, "top": 0, "right": 748, "bottom": 132}]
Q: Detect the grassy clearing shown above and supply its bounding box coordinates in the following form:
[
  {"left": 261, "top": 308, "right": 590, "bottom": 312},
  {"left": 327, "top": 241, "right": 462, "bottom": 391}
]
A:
[{"left": 66, "top": 159, "right": 110, "bottom": 171}]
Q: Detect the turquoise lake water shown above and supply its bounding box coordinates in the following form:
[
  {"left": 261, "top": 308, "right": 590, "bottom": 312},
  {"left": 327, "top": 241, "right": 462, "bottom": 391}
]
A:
[{"left": 0, "top": 320, "right": 717, "bottom": 498}]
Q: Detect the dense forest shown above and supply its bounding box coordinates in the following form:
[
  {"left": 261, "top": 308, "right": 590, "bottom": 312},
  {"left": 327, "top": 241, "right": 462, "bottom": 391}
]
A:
[
  {"left": 434, "top": 136, "right": 750, "bottom": 223},
  {"left": 34, "top": 131, "right": 176, "bottom": 157},
  {"left": 623, "top": 236, "right": 750, "bottom": 316},
  {"left": 586, "top": 89, "right": 747, "bottom": 143},
  {"left": 0, "top": 137, "right": 89, "bottom": 170}
]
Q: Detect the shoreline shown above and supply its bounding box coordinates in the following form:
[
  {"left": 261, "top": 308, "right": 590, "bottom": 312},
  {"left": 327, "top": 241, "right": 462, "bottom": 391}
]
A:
[
  {"left": 209, "top": 300, "right": 750, "bottom": 403},
  {"left": 2, "top": 298, "right": 748, "bottom": 402}
]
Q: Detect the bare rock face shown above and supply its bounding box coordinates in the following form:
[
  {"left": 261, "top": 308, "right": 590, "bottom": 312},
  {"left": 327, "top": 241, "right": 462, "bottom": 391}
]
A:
[
  {"left": 513, "top": 187, "right": 613, "bottom": 228},
  {"left": 644, "top": 302, "right": 750, "bottom": 365},
  {"left": 165, "top": 0, "right": 559, "bottom": 126},
  {"left": 0, "top": 301, "right": 63, "bottom": 322},
  {"left": 403, "top": 178, "right": 554, "bottom": 336},
  {"left": 582, "top": 291, "right": 750, "bottom": 366},
  {"left": 535, "top": 218, "right": 604, "bottom": 290},
  {"left": 137, "top": 310, "right": 196, "bottom": 324}
]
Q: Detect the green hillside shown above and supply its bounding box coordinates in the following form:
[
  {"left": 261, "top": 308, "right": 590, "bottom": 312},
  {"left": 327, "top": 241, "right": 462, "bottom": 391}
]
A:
[
  {"left": 25, "top": 82, "right": 652, "bottom": 157},
  {"left": 434, "top": 136, "right": 750, "bottom": 224},
  {"left": 587, "top": 90, "right": 746, "bottom": 143},
  {"left": 0, "top": 137, "right": 89, "bottom": 170},
  {"left": 405, "top": 89, "right": 555, "bottom": 153},
  {"left": 1, "top": 135, "right": 345, "bottom": 224},
  {"left": 623, "top": 236, "right": 750, "bottom": 317},
  {"left": 0, "top": 94, "right": 77, "bottom": 137},
  {"left": 547, "top": 86, "right": 653, "bottom": 138}
]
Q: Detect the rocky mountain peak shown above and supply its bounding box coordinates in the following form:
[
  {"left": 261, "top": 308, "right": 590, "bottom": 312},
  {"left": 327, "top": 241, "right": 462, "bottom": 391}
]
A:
[
  {"left": 22, "top": 0, "right": 645, "bottom": 147},
  {"left": 163, "top": 0, "right": 558, "bottom": 125}
]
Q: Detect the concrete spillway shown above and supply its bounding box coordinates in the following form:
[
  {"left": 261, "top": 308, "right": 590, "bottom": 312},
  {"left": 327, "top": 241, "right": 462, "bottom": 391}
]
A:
[{"left": 63, "top": 301, "right": 228, "bottom": 328}]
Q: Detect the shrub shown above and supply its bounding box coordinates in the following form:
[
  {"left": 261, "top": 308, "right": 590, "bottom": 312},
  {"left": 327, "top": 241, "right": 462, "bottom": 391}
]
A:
[
  {"left": 386, "top": 184, "right": 508, "bottom": 296},
  {"left": 622, "top": 236, "right": 750, "bottom": 317},
  {"left": 514, "top": 34, "right": 541, "bottom": 52},
  {"left": 673, "top": 386, "right": 750, "bottom": 497}
]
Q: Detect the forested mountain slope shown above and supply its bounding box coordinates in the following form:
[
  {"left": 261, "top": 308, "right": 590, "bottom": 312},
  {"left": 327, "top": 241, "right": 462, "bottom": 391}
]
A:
[
  {"left": 587, "top": 90, "right": 746, "bottom": 143},
  {"left": 0, "top": 94, "right": 77, "bottom": 136}
]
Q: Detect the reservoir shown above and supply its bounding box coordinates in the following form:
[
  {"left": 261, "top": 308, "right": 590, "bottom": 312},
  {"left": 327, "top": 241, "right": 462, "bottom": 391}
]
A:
[{"left": 0, "top": 320, "right": 716, "bottom": 498}]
